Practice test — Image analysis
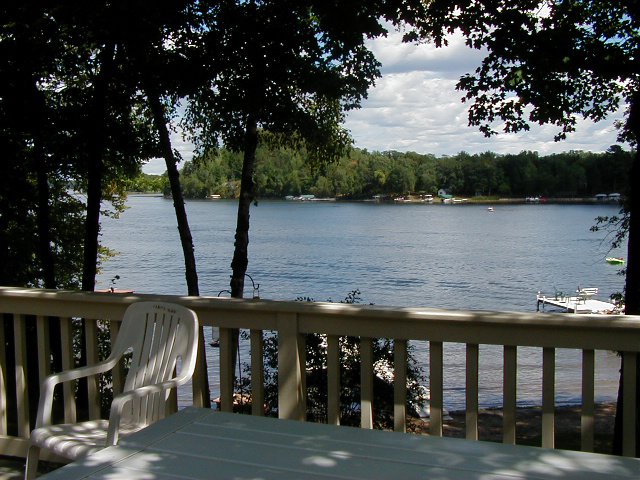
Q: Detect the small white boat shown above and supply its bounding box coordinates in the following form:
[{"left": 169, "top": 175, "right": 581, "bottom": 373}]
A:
[{"left": 487, "top": 207, "right": 494, "bottom": 212}]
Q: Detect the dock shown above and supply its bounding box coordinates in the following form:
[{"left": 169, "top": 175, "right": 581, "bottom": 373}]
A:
[{"left": 536, "top": 287, "right": 620, "bottom": 314}]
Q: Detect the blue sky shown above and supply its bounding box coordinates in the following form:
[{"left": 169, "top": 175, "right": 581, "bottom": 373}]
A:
[{"left": 143, "top": 30, "right": 623, "bottom": 175}]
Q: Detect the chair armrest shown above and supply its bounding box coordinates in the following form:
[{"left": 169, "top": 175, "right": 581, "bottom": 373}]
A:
[
  {"left": 106, "top": 375, "right": 190, "bottom": 445},
  {"left": 36, "top": 356, "right": 121, "bottom": 428}
]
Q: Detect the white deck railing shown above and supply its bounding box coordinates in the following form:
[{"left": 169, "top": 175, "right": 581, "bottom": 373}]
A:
[{"left": 1, "top": 286, "right": 638, "bottom": 460}]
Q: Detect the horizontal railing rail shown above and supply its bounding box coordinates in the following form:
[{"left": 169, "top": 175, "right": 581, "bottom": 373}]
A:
[{"left": 1, "top": 286, "right": 639, "bottom": 461}]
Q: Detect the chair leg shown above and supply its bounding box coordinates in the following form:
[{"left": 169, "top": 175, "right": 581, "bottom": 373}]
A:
[{"left": 24, "top": 444, "right": 40, "bottom": 480}]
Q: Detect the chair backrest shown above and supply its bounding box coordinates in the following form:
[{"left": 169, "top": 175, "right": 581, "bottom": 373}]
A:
[{"left": 110, "top": 302, "right": 198, "bottom": 425}]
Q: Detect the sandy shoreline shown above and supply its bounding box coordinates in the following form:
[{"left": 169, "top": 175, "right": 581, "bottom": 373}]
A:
[{"left": 409, "top": 402, "right": 617, "bottom": 454}]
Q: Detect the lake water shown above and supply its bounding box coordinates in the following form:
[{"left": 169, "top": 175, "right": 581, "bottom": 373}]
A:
[{"left": 97, "top": 196, "right": 627, "bottom": 411}]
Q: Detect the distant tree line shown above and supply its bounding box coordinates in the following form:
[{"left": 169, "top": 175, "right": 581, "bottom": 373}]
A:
[{"left": 168, "top": 144, "right": 633, "bottom": 200}]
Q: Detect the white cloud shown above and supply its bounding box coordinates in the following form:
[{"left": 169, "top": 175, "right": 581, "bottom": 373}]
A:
[
  {"left": 368, "top": 30, "right": 484, "bottom": 78},
  {"left": 142, "top": 130, "right": 195, "bottom": 175},
  {"left": 142, "top": 30, "right": 625, "bottom": 174},
  {"left": 143, "top": 158, "right": 167, "bottom": 175},
  {"left": 345, "top": 30, "right": 624, "bottom": 156}
]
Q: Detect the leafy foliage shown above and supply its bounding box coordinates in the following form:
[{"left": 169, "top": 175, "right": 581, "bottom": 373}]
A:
[
  {"left": 423, "top": 1, "right": 639, "bottom": 143},
  {"left": 237, "top": 290, "right": 426, "bottom": 429},
  {"left": 0, "top": 2, "right": 159, "bottom": 289},
  {"left": 123, "top": 174, "right": 167, "bottom": 194},
  {"left": 590, "top": 147, "right": 632, "bottom": 280},
  {"left": 175, "top": 145, "right": 633, "bottom": 199},
  {"left": 0, "top": 174, "right": 86, "bottom": 288}
]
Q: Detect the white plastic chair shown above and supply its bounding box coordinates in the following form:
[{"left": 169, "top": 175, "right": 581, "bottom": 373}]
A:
[{"left": 24, "top": 302, "right": 199, "bottom": 479}]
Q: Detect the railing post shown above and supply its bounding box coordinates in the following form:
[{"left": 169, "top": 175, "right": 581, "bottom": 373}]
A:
[
  {"left": 430, "top": 341, "right": 444, "bottom": 436},
  {"left": 360, "top": 337, "right": 374, "bottom": 429},
  {"left": 36, "top": 316, "right": 51, "bottom": 388},
  {"left": 13, "top": 314, "right": 29, "bottom": 437},
  {"left": 581, "top": 349, "right": 595, "bottom": 452},
  {"left": 277, "top": 312, "right": 304, "bottom": 421},
  {"left": 300, "top": 332, "right": 307, "bottom": 416},
  {"left": 84, "top": 319, "right": 100, "bottom": 419},
  {"left": 542, "top": 347, "right": 555, "bottom": 449},
  {"left": 109, "top": 320, "right": 124, "bottom": 396},
  {"left": 0, "top": 315, "right": 6, "bottom": 436},
  {"left": 503, "top": 345, "right": 517, "bottom": 444},
  {"left": 327, "top": 335, "right": 340, "bottom": 425},
  {"left": 191, "top": 327, "right": 209, "bottom": 408},
  {"left": 219, "top": 327, "right": 234, "bottom": 413},
  {"left": 250, "top": 329, "right": 265, "bottom": 416},
  {"left": 60, "top": 317, "right": 76, "bottom": 423},
  {"left": 622, "top": 351, "right": 637, "bottom": 457},
  {"left": 466, "top": 343, "right": 479, "bottom": 441},
  {"left": 394, "top": 339, "right": 407, "bottom": 433}
]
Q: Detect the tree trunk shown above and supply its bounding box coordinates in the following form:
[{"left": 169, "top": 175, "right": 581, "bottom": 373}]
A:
[
  {"left": 230, "top": 114, "right": 259, "bottom": 298},
  {"left": 146, "top": 85, "right": 211, "bottom": 408},
  {"left": 226, "top": 114, "right": 259, "bottom": 385},
  {"left": 28, "top": 73, "right": 56, "bottom": 291},
  {"left": 76, "top": 42, "right": 115, "bottom": 418},
  {"left": 623, "top": 95, "right": 640, "bottom": 314},
  {"left": 147, "top": 95, "right": 199, "bottom": 295},
  {"left": 35, "top": 159, "right": 55, "bottom": 288},
  {"left": 81, "top": 42, "right": 115, "bottom": 292},
  {"left": 34, "top": 151, "right": 64, "bottom": 381},
  {"left": 613, "top": 91, "right": 640, "bottom": 456},
  {"left": 18, "top": 63, "right": 57, "bottom": 289}
]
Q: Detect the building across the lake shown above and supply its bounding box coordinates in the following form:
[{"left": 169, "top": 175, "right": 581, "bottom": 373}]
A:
[{"left": 595, "top": 193, "right": 621, "bottom": 202}]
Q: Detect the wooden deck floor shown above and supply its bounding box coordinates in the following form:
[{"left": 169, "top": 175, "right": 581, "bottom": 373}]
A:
[
  {"left": 0, "top": 456, "right": 60, "bottom": 479},
  {"left": 0, "top": 456, "right": 23, "bottom": 480}
]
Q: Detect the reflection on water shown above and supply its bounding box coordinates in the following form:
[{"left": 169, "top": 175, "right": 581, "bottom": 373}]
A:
[{"left": 98, "top": 197, "right": 626, "bottom": 410}]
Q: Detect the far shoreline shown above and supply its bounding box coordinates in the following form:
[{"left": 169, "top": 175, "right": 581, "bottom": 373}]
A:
[
  {"left": 133, "top": 191, "right": 625, "bottom": 206},
  {"left": 382, "top": 196, "right": 623, "bottom": 205}
]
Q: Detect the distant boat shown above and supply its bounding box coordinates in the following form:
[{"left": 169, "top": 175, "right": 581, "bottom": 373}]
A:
[
  {"left": 487, "top": 207, "right": 494, "bottom": 212},
  {"left": 606, "top": 257, "right": 625, "bottom": 265},
  {"left": 96, "top": 288, "right": 134, "bottom": 294},
  {"left": 285, "top": 194, "right": 335, "bottom": 201}
]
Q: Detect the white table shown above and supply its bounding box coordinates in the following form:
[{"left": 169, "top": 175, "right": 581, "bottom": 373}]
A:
[{"left": 41, "top": 407, "right": 639, "bottom": 479}]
